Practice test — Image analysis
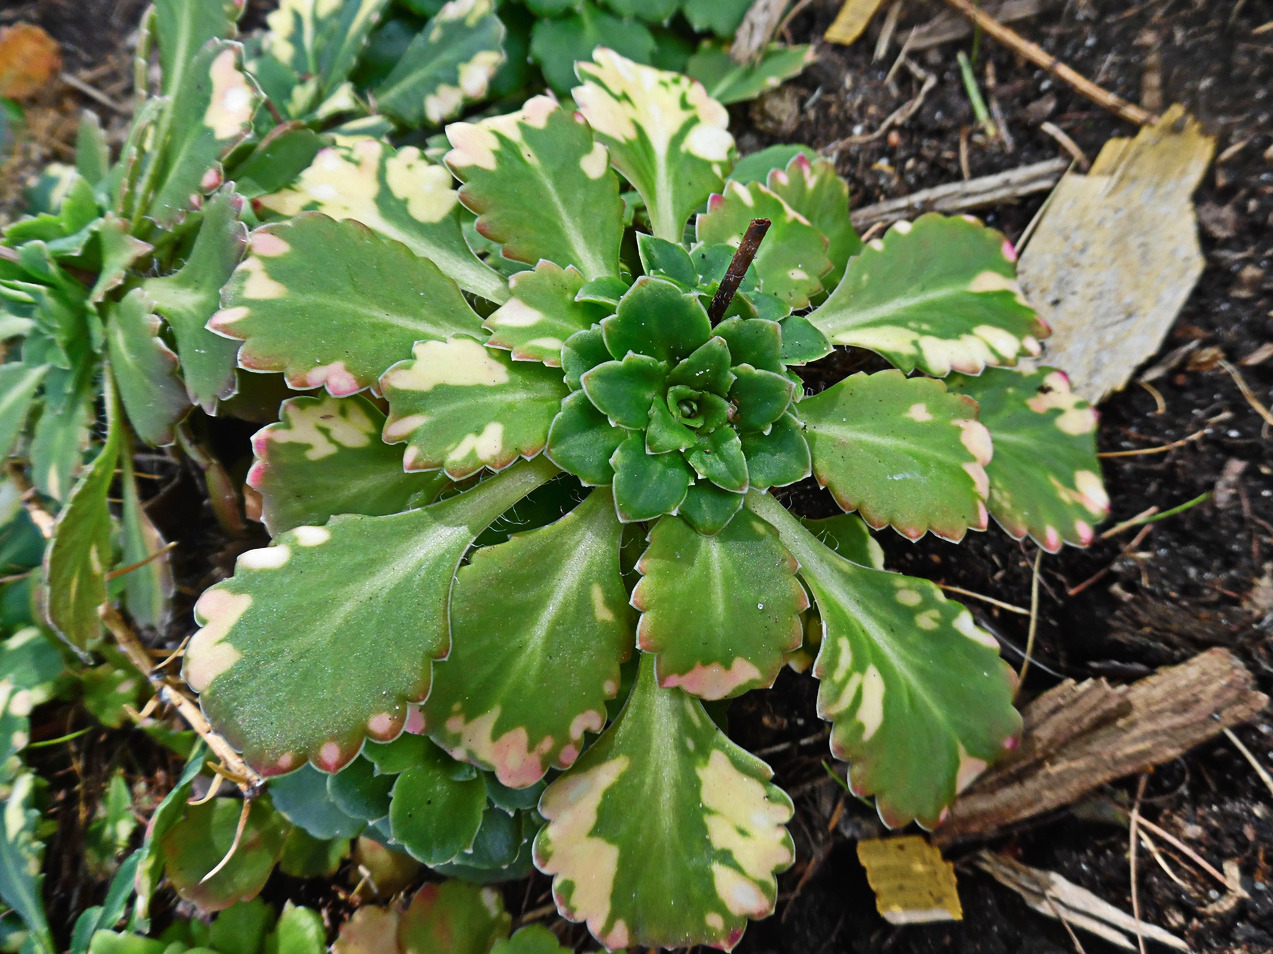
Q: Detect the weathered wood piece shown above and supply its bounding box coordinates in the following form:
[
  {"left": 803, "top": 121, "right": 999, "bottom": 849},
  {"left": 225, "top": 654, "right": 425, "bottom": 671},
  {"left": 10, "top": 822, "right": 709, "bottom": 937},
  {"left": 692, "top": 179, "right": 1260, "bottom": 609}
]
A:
[{"left": 934, "top": 647, "right": 1268, "bottom": 845}]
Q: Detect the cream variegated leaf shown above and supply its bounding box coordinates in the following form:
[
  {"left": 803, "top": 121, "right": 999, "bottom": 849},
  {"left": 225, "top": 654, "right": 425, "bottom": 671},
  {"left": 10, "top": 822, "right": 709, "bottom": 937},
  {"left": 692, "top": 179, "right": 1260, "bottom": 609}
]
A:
[
  {"left": 573, "top": 48, "right": 734, "bottom": 242},
  {"left": 483, "top": 262, "right": 614, "bottom": 366},
  {"left": 633, "top": 513, "right": 807, "bottom": 700},
  {"left": 424, "top": 488, "right": 633, "bottom": 786},
  {"left": 805, "top": 214, "right": 1049, "bottom": 375},
  {"left": 381, "top": 336, "right": 568, "bottom": 479},
  {"left": 183, "top": 458, "right": 558, "bottom": 776},
  {"left": 947, "top": 366, "right": 1108, "bottom": 550},
  {"left": 256, "top": 138, "right": 507, "bottom": 303},
  {"left": 446, "top": 96, "right": 624, "bottom": 280},
  {"left": 534, "top": 654, "right": 793, "bottom": 951},
  {"left": 748, "top": 492, "right": 1021, "bottom": 829},
  {"left": 799, "top": 370, "right": 992, "bottom": 542},
  {"left": 247, "top": 394, "right": 449, "bottom": 534},
  {"left": 212, "top": 213, "right": 484, "bottom": 395}
]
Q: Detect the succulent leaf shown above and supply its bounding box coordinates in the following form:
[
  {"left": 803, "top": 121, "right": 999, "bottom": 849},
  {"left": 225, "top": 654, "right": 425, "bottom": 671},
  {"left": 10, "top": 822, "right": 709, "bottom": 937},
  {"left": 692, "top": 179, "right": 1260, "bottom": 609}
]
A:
[
  {"left": 610, "top": 435, "right": 692, "bottom": 522},
  {"left": 484, "top": 262, "right": 612, "bottom": 366},
  {"left": 806, "top": 214, "right": 1048, "bottom": 375},
  {"left": 685, "top": 426, "right": 749, "bottom": 492},
  {"left": 213, "top": 213, "right": 483, "bottom": 396},
  {"left": 182, "top": 458, "right": 559, "bottom": 776},
  {"left": 446, "top": 96, "right": 624, "bottom": 280},
  {"left": 581, "top": 354, "right": 668, "bottom": 429},
  {"left": 573, "top": 48, "right": 734, "bottom": 242},
  {"left": 947, "top": 366, "right": 1107, "bottom": 550},
  {"left": 533, "top": 654, "right": 794, "bottom": 951},
  {"left": 561, "top": 325, "right": 613, "bottom": 390},
  {"left": 697, "top": 180, "right": 831, "bottom": 309},
  {"left": 247, "top": 394, "right": 448, "bottom": 534},
  {"left": 257, "top": 139, "right": 507, "bottom": 303},
  {"left": 678, "top": 482, "right": 746, "bottom": 535},
  {"left": 713, "top": 316, "right": 783, "bottom": 372},
  {"left": 601, "top": 276, "right": 712, "bottom": 364},
  {"left": 737, "top": 413, "right": 810, "bottom": 489},
  {"left": 799, "top": 370, "right": 992, "bottom": 541},
  {"left": 634, "top": 513, "right": 807, "bottom": 698},
  {"left": 747, "top": 492, "right": 1021, "bottom": 828},
  {"left": 381, "top": 336, "right": 568, "bottom": 479},
  {"left": 545, "top": 391, "right": 627, "bottom": 485},
  {"left": 424, "top": 488, "right": 632, "bottom": 785},
  {"left": 396, "top": 882, "right": 511, "bottom": 954},
  {"left": 389, "top": 751, "right": 487, "bottom": 865}
]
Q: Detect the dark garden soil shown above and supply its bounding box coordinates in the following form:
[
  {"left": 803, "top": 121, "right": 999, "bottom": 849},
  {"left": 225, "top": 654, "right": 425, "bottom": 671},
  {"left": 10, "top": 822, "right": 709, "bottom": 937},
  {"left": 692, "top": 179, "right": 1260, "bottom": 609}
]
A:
[{"left": 3, "top": 0, "right": 1272, "bottom": 952}]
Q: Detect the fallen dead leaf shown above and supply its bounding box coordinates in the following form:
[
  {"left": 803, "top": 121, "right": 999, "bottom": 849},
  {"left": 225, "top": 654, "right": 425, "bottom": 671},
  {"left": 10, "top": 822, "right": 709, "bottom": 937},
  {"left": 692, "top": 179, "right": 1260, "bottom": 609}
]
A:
[
  {"left": 1018, "top": 104, "right": 1216, "bottom": 402},
  {"left": 856, "top": 836, "right": 962, "bottom": 924},
  {"left": 0, "top": 23, "right": 62, "bottom": 101},
  {"left": 824, "top": 0, "right": 889, "bottom": 46}
]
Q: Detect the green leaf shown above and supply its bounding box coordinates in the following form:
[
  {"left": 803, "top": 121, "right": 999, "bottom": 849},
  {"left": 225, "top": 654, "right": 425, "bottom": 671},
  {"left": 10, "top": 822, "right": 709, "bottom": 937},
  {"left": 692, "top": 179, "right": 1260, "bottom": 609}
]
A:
[
  {"left": 636, "top": 233, "right": 697, "bottom": 287},
  {"left": 147, "top": 42, "right": 261, "bottom": 226},
  {"left": 389, "top": 755, "right": 486, "bottom": 865},
  {"left": 154, "top": 0, "right": 235, "bottom": 96},
  {"left": 256, "top": 139, "right": 506, "bottom": 303},
  {"left": 42, "top": 410, "right": 121, "bottom": 651},
  {"left": 231, "top": 124, "right": 325, "bottom": 199},
  {"left": 799, "top": 370, "right": 991, "bottom": 541},
  {"left": 805, "top": 214, "right": 1048, "bottom": 375},
  {"left": 396, "top": 882, "right": 511, "bottom": 954},
  {"left": 544, "top": 391, "right": 626, "bottom": 486},
  {"left": 382, "top": 337, "right": 568, "bottom": 479},
  {"left": 424, "top": 488, "right": 632, "bottom": 784},
  {"left": 29, "top": 360, "right": 93, "bottom": 501},
  {"left": 610, "top": 435, "right": 691, "bottom": 522},
  {"left": 574, "top": 48, "right": 734, "bottom": 242},
  {"left": 159, "top": 796, "right": 290, "bottom": 912},
  {"left": 800, "top": 512, "right": 885, "bottom": 570},
  {"left": 279, "top": 826, "right": 348, "bottom": 879},
  {"left": 269, "top": 765, "right": 365, "bottom": 841},
  {"left": 0, "top": 773, "right": 55, "bottom": 954},
  {"left": 599, "top": 0, "right": 678, "bottom": 21},
  {"left": 729, "top": 365, "right": 795, "bottom": 432},
  {"left": 677, "top": 482, "right": 744, "bottom": 535},
  {"left": 681, "top": 0, "right": 752, "bottom": 34},
  {"left": 143, "top": 190, "right": 246, "bottom": 412},
  {"left": 209, "top": 899, "right": 272, "bottom": 954},
  {"left": 120, "top": 447, "right": 174, "bottom": 631},
  {"left": 373, "top": 0, "right": 505, "bottom": 127},
  {"left": 581, "top": 354, "right": 667, "bottom": 429},
  {"left": 87, "top": 215, "right": 153, "bottom": 304},
  {"left": 947, "top": 366, "right": 1107, "bottom": 551},
  {"left": 747, "top": 492, "right": 1021, "bottom": 828},
  {"left": 534, "top": 654, "right": 794, "bottom": 950},
  {"left": 697, "top": 180, "right": 830, "bottom": 310},
  {"left": 601, "top": 277, "right": 711, "bottom": 364},
  {"left": 327, "top": 757, "right": 393, "bottom": 823},
  {"left": 248, "top": 394, "right": 447, "bottom": 534},
  {"left": 728, "top": 144, "right": 817, "bottom": 186},
  {"left": 106, "top": 289, "right": 190, "bottom": 447},
  {"left": 633, "top": 512, "right": 805, "bottom": 699},
  {"left": 133, "top": 745, "right": 207, "bottom": 928},
  {"left": 561, "top": 325, "right": 611, "bottom": 390},
  {"left": 684, "top": 41, "right": 812, "bottom": 105},
  {"left": 484, "top": 262, "right": 611, "bottom": 366},
  {"left": 446, "top": 96, "right": 624, "bottom": 280},
  {"left": 778, "top": 314, "right": 832, "bottom": 365},
  {"left": 765, "top": 153, "right": 862, "bottom": 293},
  {"left": 714, "top": 316, "right": 783, "bottom": 372},
  {"left": 269, "top": 904, "right": 327, "bottom": 954},
  {"left": 491, "top": 925, "right": 572, "bottom": 954},
  {"left": 0, "top": 363, "right": 46, "bottom": 460},
  {"left": 530, "top": 10, "right": 655, "bottom": 97},
  {"left": 213, "top": 213, "right": 484, "bottom": 395},
  {"left": 183, "top": 458, "right": 558, "bottom": 775}
]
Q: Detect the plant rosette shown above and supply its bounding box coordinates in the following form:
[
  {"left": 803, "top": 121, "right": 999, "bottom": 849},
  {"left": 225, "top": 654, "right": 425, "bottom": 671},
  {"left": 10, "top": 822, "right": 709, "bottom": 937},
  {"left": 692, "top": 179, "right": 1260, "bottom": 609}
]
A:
[{"left": 185, "top": 48, "right": 1108, "bottom": 951}]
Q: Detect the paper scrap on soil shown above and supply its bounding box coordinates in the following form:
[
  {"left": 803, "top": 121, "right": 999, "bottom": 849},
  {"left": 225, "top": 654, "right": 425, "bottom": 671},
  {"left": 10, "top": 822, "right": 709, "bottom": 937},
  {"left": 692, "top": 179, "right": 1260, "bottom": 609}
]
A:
[
  {"left": 825, "top": 0, "right": 888, "bottom": 46},
  {"left": 856, "top": 836, "right": 963, "bottom": 924},
  {"left": 976, "top": 852, "right": 1189, "bottom": 951},
  {"left": 1019, "top": 104, "right": 1216, "bottom": 403}
]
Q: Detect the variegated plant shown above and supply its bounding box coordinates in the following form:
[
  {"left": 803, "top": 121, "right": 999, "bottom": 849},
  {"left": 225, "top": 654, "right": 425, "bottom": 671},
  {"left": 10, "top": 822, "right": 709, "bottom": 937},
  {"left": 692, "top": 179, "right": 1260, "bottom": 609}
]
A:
[{"left": 185, "top": 49, "right": 1108, "bottom": 951}]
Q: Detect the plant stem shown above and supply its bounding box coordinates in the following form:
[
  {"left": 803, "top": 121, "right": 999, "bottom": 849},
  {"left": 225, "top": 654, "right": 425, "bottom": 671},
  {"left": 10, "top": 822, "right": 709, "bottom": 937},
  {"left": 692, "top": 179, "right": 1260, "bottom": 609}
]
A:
[
  {"left": 708, "top": 217, "right": 771, "bottom": 324},
  {"left": 957, "top": 51, "right": 997, "bottom": 138}
]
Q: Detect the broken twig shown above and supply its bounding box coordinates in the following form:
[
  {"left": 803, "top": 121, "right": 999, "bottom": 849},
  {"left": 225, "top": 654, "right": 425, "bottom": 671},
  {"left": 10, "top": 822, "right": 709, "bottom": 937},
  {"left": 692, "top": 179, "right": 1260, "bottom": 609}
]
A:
[{"left": 939, "top": 0, "right": 1156, "bottom": 126}]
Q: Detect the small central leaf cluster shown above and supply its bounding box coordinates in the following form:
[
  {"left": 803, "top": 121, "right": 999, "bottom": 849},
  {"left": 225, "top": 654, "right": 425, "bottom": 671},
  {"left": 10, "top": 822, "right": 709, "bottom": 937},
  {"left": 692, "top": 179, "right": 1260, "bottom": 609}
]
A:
[{"left": 549, "top": 264, "right": 812, "bottom": 531}]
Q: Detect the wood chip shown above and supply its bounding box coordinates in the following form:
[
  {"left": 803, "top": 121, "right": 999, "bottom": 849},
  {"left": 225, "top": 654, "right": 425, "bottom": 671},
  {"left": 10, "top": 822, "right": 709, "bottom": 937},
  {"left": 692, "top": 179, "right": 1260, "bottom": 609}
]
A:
[
  {"left": 1019, "top": 105, "right": 1216, "bottom": 402},
  {"left": 856, "top": 837, "right": 962, "bottom": 924},
  {"left": 934, "top": 647, "right": 1268, "bottom": 846},
  {"left": 975, "top": 853, "right": 1190, "bottom": 951}
]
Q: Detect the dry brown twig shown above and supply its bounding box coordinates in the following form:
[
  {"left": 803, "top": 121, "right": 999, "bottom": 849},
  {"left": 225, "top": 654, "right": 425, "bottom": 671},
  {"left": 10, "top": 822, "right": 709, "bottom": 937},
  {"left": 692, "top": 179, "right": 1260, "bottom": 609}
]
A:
[{"left": 939, "top": 0, "right": 1157, "bottom": 126}]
